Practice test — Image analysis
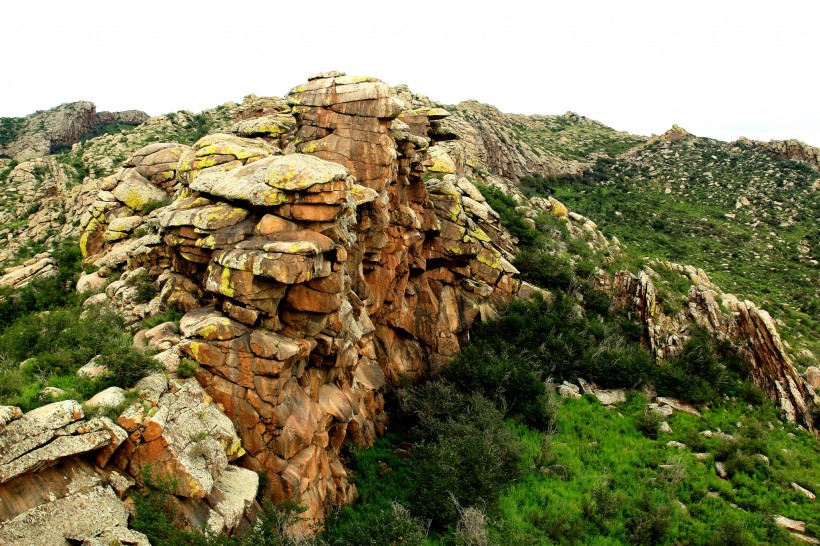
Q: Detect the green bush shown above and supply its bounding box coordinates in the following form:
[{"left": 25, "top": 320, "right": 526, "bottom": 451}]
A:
[
  {"left": 513, "top": 249, "right": 574, "bottom": 291},
  {"left": 125, "top": 269, "right": 158, "bottom": 303},
  {"left": 407, "top": 392, "right": 524, "bottom": 528},
  {"left": 325, "top": 501, "right": 427, "bottom": 546},
  {"left": 625, "top": 493, "right": 672, "bottom": 545},
  {"left": 95, "top": 336, "right": 162, "bottom": 387},
  {"left": 636, "top": 406, "right": 663, "bottom": 439},
  {"left": 177, "top": 358, "right": 198, "bottom": 379},
  {"left": 653, "top": 330, "right": 749, "bottom": 405}
]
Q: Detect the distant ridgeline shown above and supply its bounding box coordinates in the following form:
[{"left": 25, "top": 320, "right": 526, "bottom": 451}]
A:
[{"left": 0, "top": 101, "right": 148, "bottom": 161}]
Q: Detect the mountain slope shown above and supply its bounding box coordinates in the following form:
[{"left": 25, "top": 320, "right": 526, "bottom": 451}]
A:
[{"left": 540, "top": 128, "right": 819, "bottom": 356}]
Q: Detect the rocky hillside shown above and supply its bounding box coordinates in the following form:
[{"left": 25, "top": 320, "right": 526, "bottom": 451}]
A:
[
  {"left": 0, "top": 72, "right": 818, "bottom": 545},
  {"left": 0, "top": 101, "right": 148, "bottom": 161},
  {"left": 543, "top": 127, "right": 820, "bottom": 357}
]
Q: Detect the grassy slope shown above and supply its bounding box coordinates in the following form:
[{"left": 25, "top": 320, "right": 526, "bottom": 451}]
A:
[
  {"left": 321, "top": 185, "right": 818, "bottom": 546},
  {"left": 541, "top": 137, "right": 819, "bottom": 356}
]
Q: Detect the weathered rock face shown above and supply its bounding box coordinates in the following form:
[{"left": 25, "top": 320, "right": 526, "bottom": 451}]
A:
[
  {"left": 428, "top": 100, "right": 586, "bottom": 182},
  {"left": 77, "top": 72, "right": 522, "bottom": 524},
  {"left": 0, "top": 400, "right": 149, "bottom": 545},
  {"left": 0, "top": 376, "right": 257, "bottom": 542},
  {"left": 0, "top": 253, "right": 57, "bottom": 289},
  {"left": 0, "top": 101, "right": 148, "bottom": 161},
  {"left": 113, "top": 377, "right": 244, "bottom": 499}
]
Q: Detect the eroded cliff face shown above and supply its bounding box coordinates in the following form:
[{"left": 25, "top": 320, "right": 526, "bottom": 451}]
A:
[{"left": 77, "top": 72, "right": 522, "bottom": 523}]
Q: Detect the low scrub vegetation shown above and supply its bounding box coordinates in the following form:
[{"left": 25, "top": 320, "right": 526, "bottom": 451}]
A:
[{"left": 0, "top": 237, "right": 158, "bottom": 410}]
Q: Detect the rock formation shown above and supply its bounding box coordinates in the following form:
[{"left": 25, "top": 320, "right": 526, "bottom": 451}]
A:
[
  {"left": 2, "top": 71, "right": 816, "bottom": 544},
  {"left": 73, "top": 72, "right": 522, "bottom": 525},
  {"left": 739, "top": 137, "right": 820, "bottom": 171},
  {"left": 607, "top": 266, "right": 818, "bottom": 429},
  {"left": 0, "top": 101, "right": 149, "bottom": 161},
  {"left": 0, "top": 375, "right": 258, "bottom": 544}
]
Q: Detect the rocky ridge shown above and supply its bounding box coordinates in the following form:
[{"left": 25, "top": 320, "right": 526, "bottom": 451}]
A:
[
  {"left": 0, "top": 101, "right": 148, "bottom": 161},
  {"left": 549, "top": 126, "right": 819, "bottom": 356},
  {"left": 390, "top": 85, "right": 644, "bottom": 185},
  {"left": 512, "top": 191, "right": 818, "bottom": 430}
]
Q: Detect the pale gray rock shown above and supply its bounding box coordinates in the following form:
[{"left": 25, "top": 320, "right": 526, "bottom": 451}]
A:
[
  {"left": 0, "top": 400, "right": 83, "bottom": 470},
  {"left": 205, "top": 465, "right": 259, "bottom": 533},
  {"left": 594, "top": 389, "right": 626, "bottom": 405},
  {"left": 84, "top": 387, "right": 127, "bottom": 410},
  {"left": 790, "top": 482, "right": 816, "bottom": 500},
  {"left": 558, "top": 382, "right": 581, "bottom": 399},
  {"left": 0, "top": 485, "right": 129, "bottom": 545}
]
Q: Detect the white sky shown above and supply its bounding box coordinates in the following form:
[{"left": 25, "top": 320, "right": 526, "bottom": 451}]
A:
[{"left": 3, "top": 0, "right": 820, "bottom": 146}]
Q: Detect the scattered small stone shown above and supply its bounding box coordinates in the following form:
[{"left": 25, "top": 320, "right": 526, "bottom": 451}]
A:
[
  {"left": 715, "top": 461, "right": 728, "bottom": 479},
  {"left": 753, "top": 453, "right": 769, "bottom": 465},
  {"left": 790, "top": 482, "right": 816, "bottom": 500},
  {"left": 775, "top": 515, "right": 806, "bottom": 533},
  {"left": 667, "top": 441, "right": 687, "bottom": 449}
]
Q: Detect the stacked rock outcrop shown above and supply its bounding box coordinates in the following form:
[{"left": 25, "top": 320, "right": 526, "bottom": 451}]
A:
[
  {"left": 76, "top": 72, "right": 522, "bottom": 524},
  {"left": 738, "top": 137, "right": 820, "bottom": 171}
]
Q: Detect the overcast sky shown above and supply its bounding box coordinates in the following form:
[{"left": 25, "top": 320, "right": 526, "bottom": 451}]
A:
[{"left": 3, "top": 0, "right": 820, "bottom": 146}]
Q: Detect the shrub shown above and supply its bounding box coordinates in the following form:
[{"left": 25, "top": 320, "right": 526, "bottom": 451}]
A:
[
  {"left": 407, "top": 394, "right": 524, "bottom": 528},
  {"left": 652, "top": 330, "right": 748, "bottom": 405},
  {"left": 325, "top": 501, "right": 427, "bottom": 546},
  {"left": 125, "top": 269, "right": 158, "bottom": 303},
  {"left": 177, "top": 358, "right": 198, "bottom": 379},
  {"left": 581, "top": 475, "right": 624, "bottom": 534},
  {"left": 625, "top": 494, "right": 672, "bottom": 545},
  {"left": 141, "top": 197, "right": 171, "bottom": 215},
  {"left": 513, "top": 249, "right": 574, "bottom": 291},
  {"left": 95, "top": 336, "right": 162, "bottom": 387},
  {"left": 636, "top": 406, "right": 663, "bottom": 439},
  {"left": 453, "top": 504, "right": 490, "bottom": 546}
]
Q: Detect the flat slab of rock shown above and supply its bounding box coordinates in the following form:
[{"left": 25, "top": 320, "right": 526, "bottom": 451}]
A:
[
  {"left": 0, "top": 400, "right": 83, "bottom": 471},
  {"left": 81, "top": 526, "right": 151, "bottom": 546},
  {"left": 594, "top": 389, "right": 626, "bottom": 405},
  {"left": 0, "top": 485, "right": 128, "bottom": 545},
  {"left": 655, "top": 396, "right": 701, "bottom": 416},
  {"left": 0, "top": 458, "right": 101, "bottom": 522}
]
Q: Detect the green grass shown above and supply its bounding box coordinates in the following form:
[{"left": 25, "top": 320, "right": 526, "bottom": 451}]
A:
[{"left": 0, "top": 237, "right": 159, "bottom": 411}]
